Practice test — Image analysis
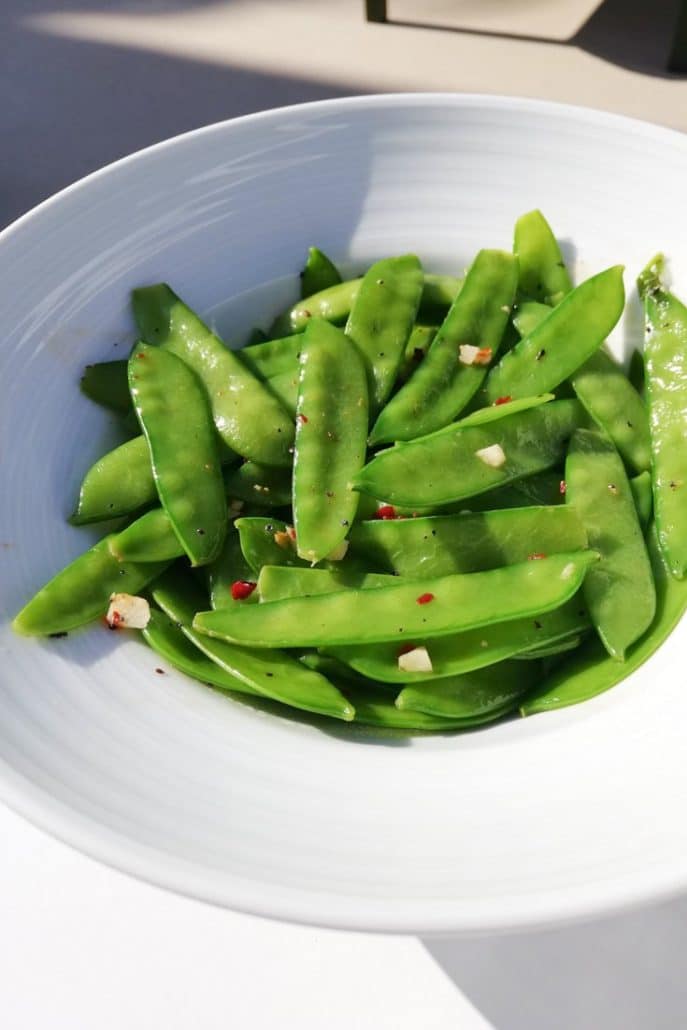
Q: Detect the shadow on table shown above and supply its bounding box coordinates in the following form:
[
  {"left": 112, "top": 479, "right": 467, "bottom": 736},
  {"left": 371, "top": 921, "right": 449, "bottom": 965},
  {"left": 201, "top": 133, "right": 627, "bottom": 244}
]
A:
[
  {"left": 379, "top": 0, "right": 687, "bottom": 78},
  {"left": 422, "top": 892, "right": 687, "bottom": 1030},
  {"left": 0, "top": 0, "right": 360, "bottom": 228}
]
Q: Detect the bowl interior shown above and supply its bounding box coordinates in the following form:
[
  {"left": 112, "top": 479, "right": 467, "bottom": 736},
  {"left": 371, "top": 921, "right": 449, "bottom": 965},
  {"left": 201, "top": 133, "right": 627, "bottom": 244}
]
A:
[{"left": 2, "top": 95, "right": 687, "bottom": 933}]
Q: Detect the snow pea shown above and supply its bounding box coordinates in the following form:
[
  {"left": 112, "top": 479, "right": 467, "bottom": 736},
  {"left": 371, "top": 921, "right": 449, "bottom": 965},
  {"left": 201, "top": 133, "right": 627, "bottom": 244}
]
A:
[
  {"left": 129, "top": 342, "right": 227, "bottom": 566},
  {"left": 257, "top": 566, "right": 396, "bottom": 602},
  {"left": 70, "top": 435, "right": 157, "bottom": 524},
  {"left": 344, "top": 255, "right": 423, "bottom": 413},
  {"left": 396, "top": 660, "right": 537, "bottom": 719},
  {"left": 143, "top": 608, "right": 259, "bottom": 696},
  {"left": 12, "top": 535, "right": 168, "bottom": 636},
  {"left": 239, "top": 333, "right": 302, "bottom": 380},
  {"left": 206, "top": 523, "right": 257, "bottom": 610},
  {"left": 638, "top": 255, "right": 687, "bottom": 578},
  {"left": 565, "top": 429, "right": 655, "bottom": 659},
  {"left": 369, "top": 250, "right": 518, "bottom": 444},
  {"left": 514, "top": 299, "right": 651, "bottom": 473},
  {"left": 80, "top": 360, "right": 130, "bottom": 413},
  {"left": 236, "top": 516, "right": 308, "bottom": 573},
  {"left": 349, "top": 505, "right": 586, "bottom": 577},
  {"left": 151, "top": 569, "right": 354, "bottom": 721},
  {"left": 132, "top": 284, "right": 294, "bottom": 467},
  {"left": 512, "top": 299, "right": 550, "bottom": 338},
  {"left": 484, "top": 266, "right": 625, "bottom": 403},
  {"left": 300, "top": 246, "right": 342, "bottom": 297},
  {"left": 522, "top": 524, "right": 687, "bottom": 714},
  {"left": 513, "top": 209, "right": 572, "bottom": 306},
  {"left": 293, "top": 319, "right": 368, "bottom": 563},
  {"left": 456, "top": 393, "right": 554, "bottom": 428},
  {"left": 515, "top": 633, "right": 583, "bottom": 660},
  {"left": 397, "top": 324, "right": 438, "bottom": 383},
  {"left": 325, "top": 599, "right": 589, "bottom": 683},
  {"left": 192, "top": 550, "right": 596, "bottom": 648},
  {"left": 630, "top": 470, "right": 653, "bottom": 530},
  {"left": 222, "top": 461, "right": 292, "bottom": 509},
  {"left": 270, "top": 273, "right": 462, "bottom": 337},
  {"left": 353, "top": 399, "right": 585, "bottom": 507},
  {"left": 109, "top": 507, "right": 182, "bottom": 562},
  {"left": 344, "top": 686, "right": 517, "bottom": 731}
]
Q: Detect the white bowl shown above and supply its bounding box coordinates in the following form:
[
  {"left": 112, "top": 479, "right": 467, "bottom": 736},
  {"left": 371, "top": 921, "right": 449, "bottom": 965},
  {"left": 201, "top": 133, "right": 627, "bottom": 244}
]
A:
[{"left": 2, "top": 94, "right": 687, "bottom": 935}]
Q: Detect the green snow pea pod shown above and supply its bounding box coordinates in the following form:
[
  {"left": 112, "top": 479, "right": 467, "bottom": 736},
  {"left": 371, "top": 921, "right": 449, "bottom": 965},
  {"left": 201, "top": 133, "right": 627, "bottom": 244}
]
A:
[
  {"left": 326, "top": 598, "right": 589, "bottom": 683},
  {"left": 80, "top": 359, "right": 130, "bottom": 413},
  {"left": 397, "top": 324, "right": 438, "bottom": 383},
  {"left": 630, "top": 470, "right": 653, "bottom": 530},
  {"left": 193, "top": 550, "right": 596, "bottom": 649},
  {"left": 638, "top": 255, "right": 687, "bottom": 578},
  {"left": 222, "top": 461, "right": 292, "bottom": 509},
  {"left": 151, "top": 569, "right": 354, "bottom": 721},
  {"left": 337, "top": 684, "right": 520, "bottom": 732},
  {"left": 513, "top": 209, "right": 573, "bottom": 306},
  {"left": 110, "top": 507, "right": 182, "bottom": 562},
  {"left": 370, "top": 250, "right": 518, "bottom": 444},
  {"left": 70, "top": 435, "right": 157, "bottom": 524},
  {"left": 514, "top": 633, "right": 583, "bottom": 660},
  {"left": 396, "top": 660, "right": 537, "bottom": 719},
  {"left": 207, "top": 523, "right": 257, "bottom": 610},
  {"left": 514, "top": 284, "right": 650, "bottom": 475},
  {"left": 293, "top": 319, "right": 368, "bottom": 563},
  {"left": 348, "top": 505, "right": 586, "bottom": 577},
  {"left": 129, "top": 342, "right": 227, "bottom": 566},
  {"left": 522, "top": 524, "right": 687, "bottom": 714},
  {"left": 239, "top": 333, "right": 302, "bottom": 379},
  {"left": 455, "top": 393, "right": 554, "bottom": 428},
  {"left": 300, "top": 246, "right": 342, "bottom": 297},
  {"left": 353, "top": 399, "right": 585, "bottom": 508},
  {"left": 132, "top": 284, "right": 294, "bottom": 467},
  {"left": 270, "top": 273, "right": 462, "bottom": 337},
  {"left": 512, "top": 299, "right": 551, "bottom": 338},
  {"left": 257, "top": 565, "right": 396, "bottom": 602},
  {"left": 565, "top": 429, "right": 655, "bottom": 659},
  {"left": 12, "top": 535, "right": 169, "bottom": 636},
  {"left": 484, "top": 266, "right": 625, "bottom": 403},
  {"left": 236, "top": 516, "right": 307, "bottom": 573},
  {"left": 344, "top": 255, "right": 424, "bottom": 413},
  {"left": 143, "top": 608, "right": 259, "bottom": 696}
]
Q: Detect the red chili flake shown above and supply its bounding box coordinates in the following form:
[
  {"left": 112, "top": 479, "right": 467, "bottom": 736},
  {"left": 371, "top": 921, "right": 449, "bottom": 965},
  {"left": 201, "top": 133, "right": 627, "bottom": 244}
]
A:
[
  {"left": 397, "top": 643, "right": 416, "bottom": 656},
  {"left": 494, "top": 395, "right": 512, "bottom": 406},
  {"left": 416, "top": 593, "right": 435, "bottom": 605},
  {"left": 231, "top": 580, "right": 257, "bottom": 600},
  {"left": 559, "top": 479, "right": 567, "bottom": 495},
  {"left": 474, "top": 347, "right": 493, "bottom": 365},
  {"left": 286, "top": 526, "right": 297, "bottom": 541},
  {"left": 107, "top": 610, "right": 123, "bottom": 630},
  {"left": 375, "top": 504, "right": 397, "bottom": 520},
  {"left": 528, "top": 552, "right": 547, "bottom": 561},
  {"left": 297, "top": 414, "right": 309, "bottom": 424}
]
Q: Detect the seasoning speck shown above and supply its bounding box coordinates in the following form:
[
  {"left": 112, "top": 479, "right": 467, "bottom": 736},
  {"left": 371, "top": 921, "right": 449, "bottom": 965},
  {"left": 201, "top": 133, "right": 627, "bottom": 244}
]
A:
[
  {"left": 155, "top": 668, "right": 165, "bottom": 675},
  {"left": 231, "top": 580, "right": 257, "bottom": 600},
  {"left": 417, "top": 593, "right": 435, "bottom": 605},
  {"left": 536, "top": 349, "right": 546, "bottom": 361}
]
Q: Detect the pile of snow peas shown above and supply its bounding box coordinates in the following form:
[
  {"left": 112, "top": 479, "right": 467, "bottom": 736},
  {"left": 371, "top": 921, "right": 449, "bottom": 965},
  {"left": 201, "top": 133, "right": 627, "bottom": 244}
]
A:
[{"left": 13, "top": 214, "right": 687, "bottom": 732}]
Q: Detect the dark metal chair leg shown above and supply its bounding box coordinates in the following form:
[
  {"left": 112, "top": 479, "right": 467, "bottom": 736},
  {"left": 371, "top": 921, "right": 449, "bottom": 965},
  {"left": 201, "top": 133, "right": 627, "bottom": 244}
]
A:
[
  {"left": 669, "top": 0, "right": 687, "bottom": 72},
  {"left": 365, "top": 0, "right": 387, "bottom": 24}
]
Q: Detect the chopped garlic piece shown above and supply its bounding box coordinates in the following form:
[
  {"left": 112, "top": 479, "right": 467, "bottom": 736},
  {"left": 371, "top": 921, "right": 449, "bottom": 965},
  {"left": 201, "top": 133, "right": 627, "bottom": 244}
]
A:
[
  {"left": 458, "top": 344, "right": 480, "bottom": 366},
  {"left": 106, "top": 593, "right": 150, "bottom": 630},
  {"left": 561, "top": 562, "right": 576, "bottom": 580},
  {"left": 274, "top": 530, "right": 293, "bottom": 549},
  {"left": 398, "top": 646, "right": 433, "bottom": 674},
  {"left": 475, "top": 444, "right": 506, "bottom": 468},
  {"left": 326, "top": 540, "right": 349, "bottom": 561}
]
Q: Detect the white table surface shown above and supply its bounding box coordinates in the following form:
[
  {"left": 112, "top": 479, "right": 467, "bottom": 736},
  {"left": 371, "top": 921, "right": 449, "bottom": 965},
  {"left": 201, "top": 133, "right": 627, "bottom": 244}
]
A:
[{"left": 4, "top": 2, "right": 687, "bottom": 1027}]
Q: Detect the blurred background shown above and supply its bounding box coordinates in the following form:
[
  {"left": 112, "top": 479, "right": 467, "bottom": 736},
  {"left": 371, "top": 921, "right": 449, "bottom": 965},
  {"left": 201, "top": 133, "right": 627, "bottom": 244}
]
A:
[{"left": 3, "top": 0, "right": 687, "bottom": 227}]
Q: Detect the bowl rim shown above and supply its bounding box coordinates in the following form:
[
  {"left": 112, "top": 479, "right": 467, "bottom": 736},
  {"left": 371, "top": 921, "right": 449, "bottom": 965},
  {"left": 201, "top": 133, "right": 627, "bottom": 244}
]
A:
[{"left": 3, "top": 91, "right": 687, "bottom": 935}]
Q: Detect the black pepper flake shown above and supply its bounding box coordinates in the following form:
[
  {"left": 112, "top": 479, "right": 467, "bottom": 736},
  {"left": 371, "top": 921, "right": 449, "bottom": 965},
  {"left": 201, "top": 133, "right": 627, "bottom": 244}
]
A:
[
  {"left": 534, "top": 620, "right": 542, "bottom": 629},
  {"left": 626, "top": 421, "right": 633, "bottom": 428},
  {"left": 266, "top": 672, "right": 274, "bottom": 678},
  {"left": 608, "top": 483, "right": 618, "bottom": 494},
  {"left": 378, "top": 352, "right": 385, "bottom": 358},
  {"left": 155, "top": 668, "right": 165, "bottom": 675},
  {"left": 670, "top": 480, "right": 679, "bottom": 490},
  {"left": 49, "top": 631, "right": 68, "bottom": 639},
  {"left": 326, "top": 490, "right": 334, "bottom": 498},
  {"left": 119, "top": 569, "right": 126, "bottom": 575},
  {"left": 536, "top": 349, "right": 546, "bottom": 361},
  {"left": 398, "top": 627, "right": 404, "bottom": 633},
  {"left": 341, "top": 519, "right": 349, "bottom": 527},
  {"left": 265, "top": 524, "right": 275, "bottom": 533},
  {"left": 413, "top": 348, "right": 424, "bottom": 362},
  {"left": 376, "top": 278, "right": 384, "bottom": 285},
  {"left": 196, "top": 528, "right": 205, "bottom": 535},
  {"left": 431, "top": 529, "right": 437, "bottom": 537}
]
